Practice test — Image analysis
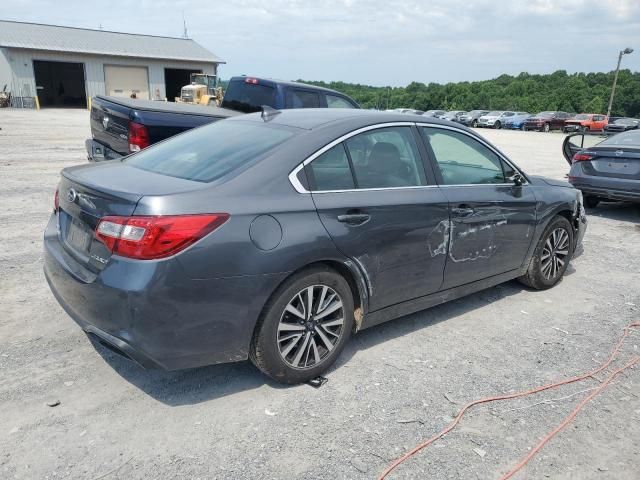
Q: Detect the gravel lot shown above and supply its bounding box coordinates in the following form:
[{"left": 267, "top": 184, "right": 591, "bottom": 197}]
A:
[{"left": 1, "top": 109, "right": 638, "bottom": 480}]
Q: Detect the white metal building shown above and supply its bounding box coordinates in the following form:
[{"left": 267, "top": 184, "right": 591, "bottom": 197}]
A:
[{"left": 0, "top": 20, "right": 224, "bottom": 108}]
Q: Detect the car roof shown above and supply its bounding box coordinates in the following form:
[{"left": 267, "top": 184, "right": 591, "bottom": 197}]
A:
[
  {"left": 227, "top": 108, "right": 462, "bottom": 131},
  {"left": 228, "top": 76, "right": 350, "bottom": 95}
]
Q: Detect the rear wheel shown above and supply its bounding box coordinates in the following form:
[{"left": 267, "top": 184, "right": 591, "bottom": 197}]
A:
[
  {"left": 543, "top": 123, "right": 551, "bottom": 133},
  {"left": 250, "top": 267, "right": 354, "bottom": 384},
  {"left": 584, "top": 195, "right": 600, "bottom": 208},
  {"left": 471, "top": 120, "right": 478, "bottom": 128},
  {"left": 519, "top": 216, "right": 573, "bottom": 290}
]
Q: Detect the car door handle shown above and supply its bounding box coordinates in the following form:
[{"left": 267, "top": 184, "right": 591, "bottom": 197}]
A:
[
  {"left": 337, "top": 213, "right": 371, "bottom": 225},
  {"left": 451, "top": 207, "right": 475, "bottom": 217}
]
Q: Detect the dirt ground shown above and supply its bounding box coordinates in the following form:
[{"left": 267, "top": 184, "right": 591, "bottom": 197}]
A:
[{"left": 0, "top": 109, "right": 638, "bottom": 480}]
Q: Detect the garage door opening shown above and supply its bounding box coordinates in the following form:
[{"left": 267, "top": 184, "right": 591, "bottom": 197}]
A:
[
  {"left": 104, "top": 65, "right": 149, "bottom": 100},
  {"left": 164, "top": 68, "right": 201, "bottom": 102},
  {"left": 33, "top": 60, "right": 87, "bottom": 108}
]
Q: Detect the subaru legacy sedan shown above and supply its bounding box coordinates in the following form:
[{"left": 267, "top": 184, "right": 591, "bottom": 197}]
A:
[{"left": 44, "top": 109, "right": 586, "bottom": 384}]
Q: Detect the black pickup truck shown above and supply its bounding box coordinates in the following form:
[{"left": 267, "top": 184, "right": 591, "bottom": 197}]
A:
[{"left": 86, "top": 77, "right": 359, "bottom": 161}]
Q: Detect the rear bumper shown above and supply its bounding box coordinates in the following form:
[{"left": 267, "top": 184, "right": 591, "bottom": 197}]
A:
[
  {"left": 85, "top": 138, "right": 124, "bottom": 162},
  {"left": 43, "top": 213, "right": 286, "bottom": 370},
  {"left": 571, "top": 183, "right": 640, "bottom": 202}
]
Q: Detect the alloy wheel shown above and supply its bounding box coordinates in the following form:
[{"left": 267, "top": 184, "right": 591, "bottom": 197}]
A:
[
  {"left": 540, "top": 228, "right": 570, "bottom": 280},
  {"left": 277, "top": 285, "right": 345, "bottom": 369}
]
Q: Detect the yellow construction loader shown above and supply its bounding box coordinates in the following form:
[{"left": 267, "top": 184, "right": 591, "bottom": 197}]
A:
[{"left": 176, "top": 73, "right": 223, "bottom": 106}]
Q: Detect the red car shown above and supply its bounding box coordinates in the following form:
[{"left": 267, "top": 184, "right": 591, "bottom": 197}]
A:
[{"left": 563, "top": 114, "right": 608, "bottom": 133}]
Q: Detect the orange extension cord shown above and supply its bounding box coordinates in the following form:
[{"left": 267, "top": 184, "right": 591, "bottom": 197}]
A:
[{"left": 378, "top": 322, "right": 640, "bottom": 480}]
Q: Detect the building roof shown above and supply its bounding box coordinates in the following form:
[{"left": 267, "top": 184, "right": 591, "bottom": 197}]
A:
[{"left": 0, "top": 20, "right": 224, "bottom": 64}]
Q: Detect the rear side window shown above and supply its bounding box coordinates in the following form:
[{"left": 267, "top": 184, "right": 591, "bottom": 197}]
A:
[
  {"left": 127, "top": 121, "right": 294, "bottom": 182},
  {"left": 307, "top": 144, "right": 355, "bottom": 191},
  {"left": 222, "top": 80, "right": 276, "bottom": 113},
  {"left": 288, "top": 90, "right": 321, "bottom": 108},
  {"left": 345, "top": 127, "right": 427, "bottom": 188},
  {"left": 326, "top": 95, "right": 356, "bottom": 109}
]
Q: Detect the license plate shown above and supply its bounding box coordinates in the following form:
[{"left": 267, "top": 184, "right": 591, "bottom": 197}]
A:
[{"left": 66, "top": 218, "right": 92, "bottom": 252}]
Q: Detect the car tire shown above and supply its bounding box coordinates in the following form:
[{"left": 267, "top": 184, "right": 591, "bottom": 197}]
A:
[
  {"left": 249, "top": 266, "right": 354, "bottom": 384},
  {"left": 584, "top": 195, "right": 600, "bottom": 208},
  {"left": 518, "top": 216, "right": 574, "bottom": 290},
  {"left": 494, "top": 121, "right": 502, "bottom": 129},
  {"left": 471, "top": 120, "right": 478, "bottom": 128},
  {"left": 543, "top": 123, "right": 550, "bottom": 133}
]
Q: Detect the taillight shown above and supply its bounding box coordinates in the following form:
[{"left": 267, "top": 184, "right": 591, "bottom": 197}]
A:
[
  {"left": 128, "top": 121, "right": 150, "bottom": 153},
  {"left": 54, "top": 188, "right": 59, "bottom": 213},
  {"left": 572, "top": 153, "right": 593, "bottom": 163},
  {"left": 95, "top": 214, "right": 229, "bottom": 260}
]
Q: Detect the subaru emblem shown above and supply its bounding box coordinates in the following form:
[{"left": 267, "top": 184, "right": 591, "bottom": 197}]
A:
[
  {"left": 102, "top": 116, "right": 109, "bottom": 129},
  {"left": 67, "top": 188, "right": 77, "bottom": 203},
  {"left": 615, "top": 150, "right": 624, "bottom": 156}
]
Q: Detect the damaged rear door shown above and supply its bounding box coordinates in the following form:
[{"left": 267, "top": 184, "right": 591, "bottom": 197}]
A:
[
  {"left": 306, "top": 125, "right": 450, "bottom": 312},
  {"left": 420, "top": 127, "right": 536, "bottom": 289}
]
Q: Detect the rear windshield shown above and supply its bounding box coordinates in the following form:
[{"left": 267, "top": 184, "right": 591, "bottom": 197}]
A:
[
  {"left": 222, "top": 80, "right": 276, "bottom": 113},
  {"left": 127, "top": 121, "right": 295, "bottom": 182},
  {"left": 599, "top": 130, "right": 640, "bottom": 147}
]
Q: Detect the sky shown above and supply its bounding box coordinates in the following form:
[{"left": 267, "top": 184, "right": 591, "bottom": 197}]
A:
[{"left": 3, "top": 0, "right": 640, "bottom": 86}]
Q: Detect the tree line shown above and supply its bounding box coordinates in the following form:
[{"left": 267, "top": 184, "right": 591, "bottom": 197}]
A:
[{"left": 299, "top": 70, "right": 640, "bottom": 117}]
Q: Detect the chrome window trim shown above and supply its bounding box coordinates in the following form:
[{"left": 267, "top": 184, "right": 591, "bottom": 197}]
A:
[{"left": 287, "top": 121, "right": 528, "bottom": 193}]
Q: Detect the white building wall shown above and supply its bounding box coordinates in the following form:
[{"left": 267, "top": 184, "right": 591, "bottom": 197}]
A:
[{"left": 1, "top": 47, "right": 217, "bottom": 104}]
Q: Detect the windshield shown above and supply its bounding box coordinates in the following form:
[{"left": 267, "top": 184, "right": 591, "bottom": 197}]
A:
[
  {"left": 222, "top": 79, "right": 277, "bottom": 113},
  {"left": 486, "top": 111, "right": 501, "bottom": 116},
  {"left": 535, "top": 111, "right": 554, "bottom": 118},
  {"left": 574, "top": 114, "right": 590, "bottom": 120},
  {"left": 127, "top": 121, "right": 295, "bottom": 182},
  {"left": 599, "top": 130, "right": 640, "bottom": 147},
  {"left": 465, "top": 110, "right": 484, "bottom": 115}
]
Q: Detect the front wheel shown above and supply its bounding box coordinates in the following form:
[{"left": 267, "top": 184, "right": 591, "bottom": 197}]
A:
[
  {"left": 494, "top": 121, "right": 502, "bottom": 129},
  {"left": 519, "top": 216, "right": 573, "bottom": 290},
  {"left": 471, "top": 120, "right": 478, "bottom": 128},
  {"left": 543, "top": 123, "right": 551, "bottom": 132},
  {"left": 250, "top": 267, "right": 354, "bottom": 384}
]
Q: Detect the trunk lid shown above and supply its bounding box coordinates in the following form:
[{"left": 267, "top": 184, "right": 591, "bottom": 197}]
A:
[
  {"left": 581, "top": 147, "right": 640, "bottom": 179},
  {"left": 58, "top": 161, "right": 211, "bottom": 269}
]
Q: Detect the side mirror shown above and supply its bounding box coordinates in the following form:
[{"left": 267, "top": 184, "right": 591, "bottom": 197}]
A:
[{"left": 508, "top": 172, "right": 524, "bottom": 186}]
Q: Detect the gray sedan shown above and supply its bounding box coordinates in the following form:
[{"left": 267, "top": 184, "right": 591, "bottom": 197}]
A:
[
  {"left": 564, "top": 130, "right": 640, "bottom": 207},
  {"left": 44, "top": 109, "right": 587, "bottom": 384}
]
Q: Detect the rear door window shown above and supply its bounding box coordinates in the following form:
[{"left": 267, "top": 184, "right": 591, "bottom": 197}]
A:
[
  {"left": 221, "top": 79, "right": 276, "bottom": 113},
  {"left": 345, "top": 127, "right": 427, "bottom": 189},
  {"left": 307, "top": 144, "right": 355, "bottom": 191},
  {"left": 288, "top": 89, "right": 321, "bottom": 108},
  {"left": 127, "top": 121, "right": 295, "bottom": 182}
]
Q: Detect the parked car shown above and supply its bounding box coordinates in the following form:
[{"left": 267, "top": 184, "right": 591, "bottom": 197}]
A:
[
  {"left": 563, "top": 114, "right": 608, "bottom": 133},
  {"left": 391, "top": 108, "right": 424, "bottom": 115},
  {"left": 523, "top": 111, "right": 572, "bottom": 132},
  {"left": 564, "top": 130, "right": 640, "bottom": 207},
  {"left": 503, "top": 113, "right": 532, "bottom": 130},
  {"left": 440, "top": 110, "right": 467, "bottom": 121},
  {"left": 423, "top": 109, "right": 446, "bottom": 117},
  {"left": 476, "top": 111, "right": 516, "bottom": 129},
  {"left": 86, "top": 77, "right": 360, "bottom": 160},
  {"left": 45, "top": 109, "right": 586, "bottom": 384},
  {"left": 604, "top": 117, "right": 640, "bottom": 133},
  {"left": 457, "top": 110, "right": 490, "bottom": 127}
]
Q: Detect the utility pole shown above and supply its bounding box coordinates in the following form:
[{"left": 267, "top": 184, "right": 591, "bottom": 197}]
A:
[{"left": 606, "top": 47, "right": 633, "bottom": 118}]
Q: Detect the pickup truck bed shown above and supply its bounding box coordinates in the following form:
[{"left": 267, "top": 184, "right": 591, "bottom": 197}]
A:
[{"left": 87, "top": 95, "right": 240, "bottom": 160}]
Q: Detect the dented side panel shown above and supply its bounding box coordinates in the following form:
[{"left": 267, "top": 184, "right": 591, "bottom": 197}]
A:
[
  {"left": 439, "top": 184, "right": 537, "bottom": 289},
  {"left": 311, "top": 188, "right": 450, "bottom": 312}
]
